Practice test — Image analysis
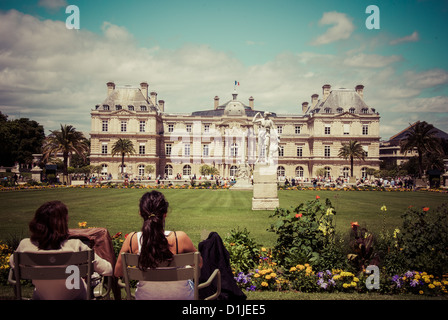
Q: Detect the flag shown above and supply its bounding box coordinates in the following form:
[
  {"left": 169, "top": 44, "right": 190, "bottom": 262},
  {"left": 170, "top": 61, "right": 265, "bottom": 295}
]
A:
[{"left": 234, "top": 80, "right": 240, "bottom": 86}]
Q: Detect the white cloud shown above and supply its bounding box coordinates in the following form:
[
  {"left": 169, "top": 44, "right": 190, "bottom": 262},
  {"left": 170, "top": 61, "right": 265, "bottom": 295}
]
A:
[
  {"left": 38, "top": 0, "right": 67, "bottom": 10},
  {"left": 389, "top": 31, "right": 420, "bottom": 45},
  {"left": 311, "top": 12, "right": 355, "bottom": 45},
  {"left": 343, "top": 53, "right": 402, "bottom": 68},
  {"left": 405, "top": 69, "right": 448, "bottom": 89}
]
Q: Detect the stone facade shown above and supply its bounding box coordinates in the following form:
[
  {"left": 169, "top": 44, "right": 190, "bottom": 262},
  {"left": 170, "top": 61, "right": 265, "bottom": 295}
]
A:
[{"left": 90, "top": 82, "right": 380, "bottom": 181}]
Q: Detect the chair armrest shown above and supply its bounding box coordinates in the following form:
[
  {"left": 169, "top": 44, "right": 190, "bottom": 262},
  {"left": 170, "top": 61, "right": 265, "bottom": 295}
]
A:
[
  {"left": 198, "top": 269, "right": 221, "bottom": 300},
  {"left": 8, "top": 269, "right": 16, "bottom": 286}
]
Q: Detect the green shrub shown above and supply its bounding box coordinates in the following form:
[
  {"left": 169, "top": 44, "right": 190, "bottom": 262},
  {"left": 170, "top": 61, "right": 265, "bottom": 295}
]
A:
[{"left": 223, "top": 227, "right": 260, "bottom": 274}]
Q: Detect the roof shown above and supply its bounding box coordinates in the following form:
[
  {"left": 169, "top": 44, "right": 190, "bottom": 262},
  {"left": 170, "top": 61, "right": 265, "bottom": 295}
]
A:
[
  {"left": 307, "top": 88, "right": 376, "bottom": 115},
  {"left": 100, "top": 85, "right": 153, "bottom": 108},
  {"left": 385, "top": 122, "right": 448, "bottom": 146}
]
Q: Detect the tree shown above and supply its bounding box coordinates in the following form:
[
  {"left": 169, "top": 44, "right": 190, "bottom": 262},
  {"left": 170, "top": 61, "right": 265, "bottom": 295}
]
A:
[
  {"left": 400, "top": 121, "right": 443, "bottom": 178},
  {"left": 111, "top": 138, "right": 135, "bottom": 176},
  {"left": 42, "top": 124, "right": 89, "bottom": 182},
  {"left": 338, "top": 140, "right": 365, "bottom": 178}
]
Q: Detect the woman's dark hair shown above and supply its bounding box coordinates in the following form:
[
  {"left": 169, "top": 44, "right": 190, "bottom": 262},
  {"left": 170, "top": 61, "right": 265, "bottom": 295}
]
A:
[
  {"left": 138, "top": 191, "right": 172, "bottom": 269},
  {"left": 29, "top": 201, "right": 69, "bottom": 250}
]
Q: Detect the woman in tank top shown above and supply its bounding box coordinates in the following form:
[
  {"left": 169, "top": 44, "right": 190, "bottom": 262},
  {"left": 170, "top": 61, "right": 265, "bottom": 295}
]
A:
[{"left": 114, "top": 191, "right": 201, "bottom": 300}]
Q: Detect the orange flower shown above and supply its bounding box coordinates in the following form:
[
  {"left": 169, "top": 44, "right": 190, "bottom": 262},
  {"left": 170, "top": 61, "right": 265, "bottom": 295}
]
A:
[
  {"left": 423, "top": 207, "right": 430, "bottom": 212},
  {"left": 316, "top": 195, "right": 320, "bottom": 199},
  {"left": 295, "top": 213, "right": 303, "bottom": 218},
  {"left": 351, "top": 221, "right": 359, "bottom": 228}
]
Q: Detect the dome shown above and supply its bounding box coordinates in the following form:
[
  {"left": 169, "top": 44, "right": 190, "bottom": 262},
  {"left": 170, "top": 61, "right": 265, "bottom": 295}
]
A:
[{"left": 224, "top": 101, "right": 246, "bottom": 116}]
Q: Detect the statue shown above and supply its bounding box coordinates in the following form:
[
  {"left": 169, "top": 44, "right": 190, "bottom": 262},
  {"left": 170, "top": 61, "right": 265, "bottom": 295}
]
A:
[{"left": 252, "top": 112, "right": 279, "bottom": 165}]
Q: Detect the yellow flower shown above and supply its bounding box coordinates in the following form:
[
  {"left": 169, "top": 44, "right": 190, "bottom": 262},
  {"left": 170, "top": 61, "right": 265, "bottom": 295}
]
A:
[
  {"left": 78, "top": 221, "right": 87, "bottom": 228},
  {"left": 261, "top": 247, "right": 267, "bottom": 252},
  {"left": 419, "top": 290, "right": 424, "bottom": 295},
  {"left": 265, "top": 275, "right": 271, "bottom": 280},
  {"left": 270, "top": 273, "right": 277, "bottom": 278},
  {"left": 261, "top": 282, "right": 268, "bottom": 287},
  {"left": 289, "top": 267, "right": 297, "bottom": 272},
  {"left": 254, "top": 274, "right": 260, "bottom": 278},
  {"left": 381, "top": 205, "right": 387, "bottom": 212}
]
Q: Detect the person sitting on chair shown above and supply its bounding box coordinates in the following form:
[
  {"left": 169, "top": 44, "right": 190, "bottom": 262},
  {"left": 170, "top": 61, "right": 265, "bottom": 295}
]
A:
[
  {"left": 10, "top": 201, "right": 113, "bottom": 300},
  {"left": 114, "top": 190, "right": 201, "bottom": 300}
]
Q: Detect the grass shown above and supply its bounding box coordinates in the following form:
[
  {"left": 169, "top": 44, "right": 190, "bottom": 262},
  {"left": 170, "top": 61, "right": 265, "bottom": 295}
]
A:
[{"left": 1, "top": 187, "right": 447, "bottom": 247}]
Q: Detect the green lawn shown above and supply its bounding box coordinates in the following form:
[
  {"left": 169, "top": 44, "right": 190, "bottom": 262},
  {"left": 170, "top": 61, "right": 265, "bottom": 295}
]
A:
[{"left": 1, "top": 187, "right": 447, "bottom": 247}]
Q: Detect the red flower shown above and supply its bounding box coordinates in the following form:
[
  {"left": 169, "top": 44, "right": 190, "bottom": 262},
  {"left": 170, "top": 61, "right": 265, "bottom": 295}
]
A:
[
  {"left": 350, "top": 221, "right": 359, "bottom": 229},
  {"left": 423, "top": 207, "right": 429, "bottom": 212},
  {"left": 295, "top": 213, "right": 303, "bottom": 218},
  {"left": 316, "top": 195, "right": 320, "bottom": 199}
]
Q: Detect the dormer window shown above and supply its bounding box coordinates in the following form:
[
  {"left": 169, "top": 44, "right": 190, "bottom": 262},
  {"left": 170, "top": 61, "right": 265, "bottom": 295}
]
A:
[
  {"left": 337, "top": 107, "right": 343, "bottom": 113},
  {"left": 128, "top": 105, "right": 134, "bottom": 111},
  {"left": 349, "top": 108, "right": 355, "bottom": 114},
  {"left": 115, "top": 105, "right": 122, "bottom": 110},
  {"left": 361, "top": 108, "right": 368, "bottom": 114},
  {"left": 140, "top": 105, "right": 147, "bottom": 111},
  {"left": 324, "top": 108, "right": 331, "bottom": 114},
  {"left": 103, "top": 105, "right": 110, "bottom": 111}
]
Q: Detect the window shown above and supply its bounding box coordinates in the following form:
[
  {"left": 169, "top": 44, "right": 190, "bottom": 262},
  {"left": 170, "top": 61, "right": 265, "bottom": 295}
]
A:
[
  {"left": 342, "top": 167, "right": 350, "bottom": 178},
  {"left": 363, "top": 145, "right": 368, "bottom": 158},
  {"left": 186, "top": 124, "right": 192, "bottom": 133},
  {"left": 324, "top": 125, "right": 331, "bottom": 135},
  {"left": 361, "top": 167, "right": 368, "bottom": 179},
  {"left": 337, "top": 107, "right": 343, "bottom": 113},
  {"left": 361, "top": 108, "right": 368, "bottom": 114},
  {"left": 295, "top": 166, "right": 304, "bottom": 177},
  {"left": 184, "top": 143, "right": 190, "bottom": 156},
  {"left": 101, "top": 143, "right": 108, "bottom": 154},
  {"left": 230, "top": 143, "right": 238, "bottom": 157},
  {"left": 277, "top": 126, "right": 283, "bottom": 134},
  {"left": 128, "top": 105, "right": 134, "bottom": 111},
  {"left": 296, "top": 146, "right": 303, "bottom": 157},
  {"left": 324, "top": 146, "right": 331, "bottom": 157},
  {"left": 139, "top": 144, "right": 145, "bottom": 155},
  {"left": 119, "top": 164, "right": 126, "bottom": 173},
  {"left": 278, "top": 145, "right": 284, "bottom": 157},
  {"left": 101, "top": 164, "right": 108, "bottom": 177},
  {"left": 102, "top": 120, "right": 108, "bottom": 132},
  {"left": 204, "top": 124, "right": 210, "bottom": 133},
  {"left": 140, "top": 105, "right": 147, "bottom": 111},
  {"left": 168, "top": 124, "right": 174, "bottom": 133},
  {"left": 230, "top": 165, "right": 238, "bottom": 177},
  {"left": 138, "top": 164, "right": 145, "bottom": 176},
  {"left": 165, "top": 164, "right": 173, "bottom": 176},
  {"left": 203, "top": 144, "right": 209, "bottom": 157},
  {"left": 183, "top": 165, "right": 191, "bottom": 176},
  {"left": 165, "top": 144, "right": 172, "bottom": 156},
  {"left": 115, "top": 105, "right": 122, "bottom": 111},
  {"left": 324, "top": 108, "right": 331, "bottom": 114},
  {"left": 349, "top": 108, "right": 355, "bottom": 114},
  {"left": 362, "top": 124, "right": 369, "bottom": 135},
  {"left": 121, "top": 120, "right": 127, "bottom": 132},
  {"left": 343, "top": 124, "right": 350, "bottom": 135},
  {"left": 277, "top": 166, "right": 285, "bottom": 177},
  {"left": 103, "top": 105, "right": 110, "bottom": 111},
  {"left": 139, "top": 121, "right": 146, "bottom": 132},
  {"left": 324, "top": 166, "right": 331, "bottom": 178},
  {"left": 295, "top": 125, "right": 302, "bottom": 134}
]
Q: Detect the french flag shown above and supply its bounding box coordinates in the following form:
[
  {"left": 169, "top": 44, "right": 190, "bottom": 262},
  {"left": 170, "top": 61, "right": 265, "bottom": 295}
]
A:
[{"left": 234, "top": 80, "right": 240, "bottom": 86}]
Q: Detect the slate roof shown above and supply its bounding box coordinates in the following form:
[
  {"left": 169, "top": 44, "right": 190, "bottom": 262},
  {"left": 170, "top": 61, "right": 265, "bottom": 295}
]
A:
[{"left": 100, "top": 85, "right": 153, "bottom": 108}]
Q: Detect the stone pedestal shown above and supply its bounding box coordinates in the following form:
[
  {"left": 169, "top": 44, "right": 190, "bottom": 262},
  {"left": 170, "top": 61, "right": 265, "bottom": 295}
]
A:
[
  {"left": 30, "top": 166, "right": 42, "bottom": 182},
  {"left": 252, "top": 164, "right": 279, "bottom": 210}
]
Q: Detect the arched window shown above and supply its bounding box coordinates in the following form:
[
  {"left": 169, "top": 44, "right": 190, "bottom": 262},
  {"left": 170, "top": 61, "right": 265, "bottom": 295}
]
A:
[
  {"left": 337, "top": 107, "right": 343, "bottom": 113},
  {"left": 229, "top": 165, "right": 238, "bottom": 177},
  {"left": 138, "top": 164, "right": 145, "bottom": 177},
  {"left": 101, "top": 164, "right": 108, "bottom": 177},
  {"left": 119, "top": 164, "right": 126, "bottom": 173},
  {"left": 183, "top": 164, "right": 191, "bottom": 176},
  {"left": 349, "top": 107, "right": 355, "bottom": 114},
  {"left": 165, "top": 164, "right": 173, "bottom": 176},
  {"left": 361, "top": 167, "right": 368, "bottom": 179},
  {"left": 277, "top": 166, "right": 285, "bottom": 177},
  {"left": 324, "top": 166, "right": 331, "bottom": 178},
  {"left": 342, "top": 167, "right": 350, "bottom": 178},
  {"left": 295, "top": 166, "right": 304, "bottom": 177}
]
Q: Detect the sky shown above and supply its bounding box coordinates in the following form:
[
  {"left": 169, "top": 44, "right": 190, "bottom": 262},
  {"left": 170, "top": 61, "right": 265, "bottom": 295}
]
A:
[{"left": 0, "top": 0, "right": 447, "bottom": 139}]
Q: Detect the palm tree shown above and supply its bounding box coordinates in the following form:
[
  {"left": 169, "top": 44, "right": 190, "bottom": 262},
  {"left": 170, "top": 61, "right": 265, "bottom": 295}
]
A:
[
  {"left": 400, "top": 121, "right": 443, "bottom": 178},
  {"left": 42, "top": 124, "right": 89, "bottom": 183},
  {"left": 338, "top": 140, "right": 365, "bottom": 178},
  {"left": 111, "top": 138, "right": 135, "bottom": 176}
]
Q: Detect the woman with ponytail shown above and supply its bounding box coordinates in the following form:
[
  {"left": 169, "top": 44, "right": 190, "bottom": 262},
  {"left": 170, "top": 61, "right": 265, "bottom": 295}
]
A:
[{"left": 114, "top": 191, "right": 200, "bottom": 300}]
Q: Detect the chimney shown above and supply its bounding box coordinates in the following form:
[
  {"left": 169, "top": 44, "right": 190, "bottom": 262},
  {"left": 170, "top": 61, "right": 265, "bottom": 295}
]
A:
[
  {"left": 302, "top": 102, "right": 309, "bottom": 114},
  {"left": 158, "top": 100, "right": 165, "bottom": 112},
  {"left": 322, "top": 84, "right": 331, "bottom": 101},
  {"left": 249, "top": 96, "right": 254, "bottom": 109},
  {"left": 214, "top": 96, "right": 219, "bottom": 110},
  {"left": 311, "top": 94, "right": 319, "bottom": 108},
  {"left": 106, "top": 81, "right": 115, "bottom": 96},
  {"left": 140, "top": 82, "right": 149, "bottom": 100},
  {"left": 355, "top": 84, "right": 364, "bottom": 99},
  {"left": 150, "top": 91, "right": 157, "bottom": 106}
]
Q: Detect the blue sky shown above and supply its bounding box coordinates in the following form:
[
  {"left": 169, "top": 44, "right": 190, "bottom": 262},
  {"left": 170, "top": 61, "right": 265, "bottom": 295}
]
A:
[{"left": 1, "top": 0, "right": 447, "bottom": 138}]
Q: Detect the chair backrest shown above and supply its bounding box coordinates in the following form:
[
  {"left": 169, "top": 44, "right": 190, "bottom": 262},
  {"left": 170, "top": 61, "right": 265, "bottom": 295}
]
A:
[
  {"left": 121, "top": 252, "right": 201, "bottom": 299},
  {"left": 12, "top": 249, "right": 93, "bottom": 300}
]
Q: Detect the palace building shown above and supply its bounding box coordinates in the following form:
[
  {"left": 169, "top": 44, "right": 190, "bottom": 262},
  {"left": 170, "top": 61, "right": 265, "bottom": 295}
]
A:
[{"left": 90, "top": 82, "right": 381, "bottom": 181}]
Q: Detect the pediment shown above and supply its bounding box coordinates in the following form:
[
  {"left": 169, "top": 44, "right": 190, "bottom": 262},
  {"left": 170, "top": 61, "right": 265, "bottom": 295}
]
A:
[
  {"left": 111, "top": 109, "right": 135, "bottom": 116},
  {"left": 334, "top": 112, "right": 360, "bottom": 119}
]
